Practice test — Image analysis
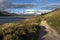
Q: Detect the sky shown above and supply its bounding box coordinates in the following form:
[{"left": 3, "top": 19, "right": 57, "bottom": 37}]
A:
[{"left": 0, "top": 0, "right": 60, "bottom": 13}]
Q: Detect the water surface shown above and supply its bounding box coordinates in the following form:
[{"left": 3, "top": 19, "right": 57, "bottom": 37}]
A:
[{"left": 0, "top": 17, "right": 25, "bottom": 23}]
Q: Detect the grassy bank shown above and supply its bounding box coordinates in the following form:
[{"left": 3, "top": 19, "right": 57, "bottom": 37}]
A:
[
  {"left": 42, "top": 8, "right": 60, "bottom": 34},
  {"left": 0, "top": 16, "right": 41, "bottom": 40}
]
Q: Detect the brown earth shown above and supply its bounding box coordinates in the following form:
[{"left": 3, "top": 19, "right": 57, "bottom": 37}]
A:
[{"left": 38, "top": 20, "right": 60, "bottom": 40}]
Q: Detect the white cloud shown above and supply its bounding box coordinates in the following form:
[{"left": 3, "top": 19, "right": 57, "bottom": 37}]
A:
[
  {"left": 41, "top": 3, "right": 60, "bottom": 9},
  {"left": 0, "top": 0, "right": 10, "bottom": 10},
  {"left": 25, "top": 9, "right": 36, "bottom": 11},
  {"left": 0, "top": 0, "right": 7, "bottom": 2},
  {"left": 24, "top": 9, "right": 52, "bottom": 14},
  {"left": 0, "top": 0, "right": 36, "bottom": 10}
]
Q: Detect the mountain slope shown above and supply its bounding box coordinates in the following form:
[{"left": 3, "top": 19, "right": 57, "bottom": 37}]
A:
[
  {"left": 42, "top": 8, "right": 60, "bottom": 34},
  {"left": 0, "top": 11, "right": 19, "bottom": 16}
]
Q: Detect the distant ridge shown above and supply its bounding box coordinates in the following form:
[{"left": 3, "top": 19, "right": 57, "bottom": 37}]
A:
[
  {"left": 41, "top": 8, "right": 60, "bottom": 17},
  {"left": 0, "top": 11, "right": 40, "bottom": 16},
  {"left": 0, "top": 11, "right": 19, "bottom": 16}
]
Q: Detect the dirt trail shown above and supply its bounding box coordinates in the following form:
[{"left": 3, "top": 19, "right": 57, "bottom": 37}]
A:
[{"left": 38, "top": 20, "right": 60, "bottom": 40}]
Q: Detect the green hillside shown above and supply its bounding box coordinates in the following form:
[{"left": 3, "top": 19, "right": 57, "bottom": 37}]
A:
[{"left": 42, "top": 8, "right": 60, "bottom": 34}]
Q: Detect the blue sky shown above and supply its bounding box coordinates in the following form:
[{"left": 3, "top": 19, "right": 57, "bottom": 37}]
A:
[
  {"left": 10, "top": 0, "right": 60, "bottom": 6},
  {"left": 3, "top": 0, "right": 60, "bottom": 13},
  {"left": 11, "top": 0, "right": 36, "bottom": 3}
]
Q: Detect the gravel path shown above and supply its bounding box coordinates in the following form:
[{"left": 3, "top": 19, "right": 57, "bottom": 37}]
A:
[{"left": 38, "top": 20, "right": 60, "bottom": 40}]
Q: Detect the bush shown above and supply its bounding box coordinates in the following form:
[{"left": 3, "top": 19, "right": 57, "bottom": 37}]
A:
[{"left": 0, "top": 16, "right": 41, "bottom": 40}]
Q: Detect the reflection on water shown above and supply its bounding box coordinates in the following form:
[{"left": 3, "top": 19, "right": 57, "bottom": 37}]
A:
[{"left": 0, "top": 17, "right": 25, "bottom": 23}]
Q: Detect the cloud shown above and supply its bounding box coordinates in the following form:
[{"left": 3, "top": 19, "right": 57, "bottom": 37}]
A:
[
  {"left": 0, "top": 0, "right": 36, "bottom": 10},
  {"left": 0, "top": 0, "right": 8, "bottom": 2},
  {"left": 36, "top": 0, "right": 48, "bottom": 3},
  {"left": 1, "top": 0, "right": 60, "bottom": 10},
  {"left": 0, "top": 0, "right": 10, "bottom": 10},
  {"left": 11, "top": 3, "right": 36, "bottom": 8},
  {"left": 40, "top": 3, "right": 60, "bottom": 9}
]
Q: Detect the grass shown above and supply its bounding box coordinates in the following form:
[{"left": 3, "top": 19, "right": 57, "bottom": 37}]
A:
[
  {"left": 0, "top": 16, "right": 41, "bottom": 40},
  {"left": 42, "top": 8, "right": 60, "bottom": 34}
]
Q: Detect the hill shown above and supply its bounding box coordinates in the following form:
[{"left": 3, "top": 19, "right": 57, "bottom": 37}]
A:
[
  {"left": 0, "top": 11, "right": 40, "bottom": 16},
  {"left": 41, "top": 8, "right": 60, "bottom": 34},
  {"left": 0, "top": 11, "right": 20, "bottom": 16}
]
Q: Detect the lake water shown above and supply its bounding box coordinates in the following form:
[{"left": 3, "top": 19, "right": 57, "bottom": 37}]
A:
[{"left": 0, "top": 17, "right": 25, "bottom": 23}]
